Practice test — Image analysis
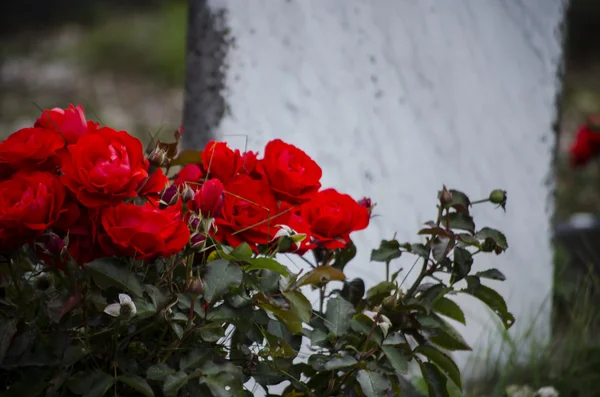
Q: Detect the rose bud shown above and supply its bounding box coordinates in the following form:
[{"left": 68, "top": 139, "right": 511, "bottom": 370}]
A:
[
  {"left": 180, "top": 183, "right": 196, "bottom": 203},
  {"left": 189, "top": 179, "right": 225, "bottom": 218},
  {"left": 189, "top": 216, "right": 201, "bottom": 231},
  {"left": 190, "top": 232, "right": 207, "bottom": 250},
  {"left": 43, "top": 232, "right": 67, "bottom": 257},
  {"left": 488, "top": 189, "right": 507, "bottom": 211},
  {"left": 160, "top": 185, "right": 179, "bottom": 207},
  {"left": 186, "top": 277, "right": 205, "bottom": 295},
  {"left": 148, "top": 147, "right": 169, "bottom": 167},
  {"left": 439, "top": 186, "right": 453, "bottom": 207}
]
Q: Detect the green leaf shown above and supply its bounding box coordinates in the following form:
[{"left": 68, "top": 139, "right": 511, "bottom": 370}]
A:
[
  {"left": 406, "top": 243, "right": 430, "bottom": 258},
  {"left": 147, "top": 363, "right": 175, "bottom": 381},
  {"left": 463, "top": 284, "right": 515, "bottom": 329},
  {"left": 450, "top": 247, "right": 473, "bottom": 285},
  {"left": 180, "top": 348, "right": 211, "bottom": 371},
  {"left": 383, "top": 332, "right": 409, "bottom": 347},
  {"left": 283, "top": 290, "right": 312, "bottom": 323},
  {"left": 230, "top": 243, "right": 253, "bottom": 260},
  {"left": 325, "top": 295, "right": 355, "bottom": 336},
  {"left": 438, "top": 189, "right": 471, "bottom": 214},
  {"left": 332, "top": 240, "right": 357, "bottom": 271},
  {"left": 341, "top": 278, "right": 366, "bottom": 306},
  {"left": 323, "top": 355, "right": 358, "bottom": 370},
  {"left": 356, "top": 369, "right": 392, "bottom": 397},
  {"left": 245, "top": 257, "right": 289, "bottom": 277},
  {"left": 296, "top": 266, "right": 346, "bottom": 287},
  {"left": 163, "top": 371, "right": 189, "bottom": 397},
  {"left": 416, "top": 284, "right": 447, "bottom": 313},
  {"left": 255, "top": 293, "right": 303, "bottom": 334},
  {"left": 370, "top": 239, "right": 402, "bottom": 262},
  {"left": 475, "top": 227, "right": 508, "bottom": 250},
  {"left": 0, "top": 318, "right": 18, "bottom": 364},
  {"left": 366, "top": 281, "right": 396, "bottom": 306},
  {"left": 430, "top": 315, "right": 472, "bottom": 351},
  {"left": 476, "top": 269, "right": 506, "bottom": 281},
  {"left": 68, "top": 370, "right": 115, "bottom": 397},
  {"left": 381, "top": 345, "right": 409, "bottom": 374},
  {"left": 203, "top": 260, "right": 243, "bottom": 302},
  {"left": 85, "top": 258, "right": 144, "bottom": 298},
  {"left": 118, "top": 375, "right": 154, "bottom": 397},
  {"left": 199, "top": 323, "right": 226, "bottom": 342},
  {"left": 447, "top": 212, "right": 475, "bottom": 234},
  {"left": 198, "top": 362, "right": 245, "bottom": 397},
  {"left": 419, "top": 362, "right": 450, "bottom": 397},
  {"left": 171, "top": 323, "right": 184, "bottom": 339},
  {"left": 432, "top": 297, "right": 466, "bottom": 325},
  {"left": 415, "top": 345, "right": 462, "bottom": 389}
]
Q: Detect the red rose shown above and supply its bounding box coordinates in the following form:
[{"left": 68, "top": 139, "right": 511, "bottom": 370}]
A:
[
  {"left": 138, "top": 168, "right": 169, "bottom": 205},
  {"left": 100, "top": 201, "right": 190, "bottom": 260},
  {"left": 0, "top": 171, "right": 72, "bottom": 249},
  {"left": 0, "top": 127, "right": 65, "bottom": 177},
  {"left": 215, "top": 175, "right": 289, "bottom": 249},
  {"left": 202, "top": 141, "right": 242, "bottom": 182},
  {"left": 259, "top": 139, "right": 322, "bottom": 204},
  {"left": 188, "top": 178, "right": 225, "bottom": 218},
  {"left": 174, "top": 164, "right": 204, "bottom": 187},
  {"left": 241, "top": 151, "right": 260, "bottom": 178},
  {"left": 300, "top": 189, "right": 369, "bottom": 249},
  {"left": 35, "top": 104, "right": 91, "bottom": 144},
  {"left": 60, "top": 127, "right": 149, "bottom": 208},
  {"left": 65, "top": 208, "right": 105, "bottom": 265},
  {"left": 569, "top": 124, "right": 600, "bottom": 167}
]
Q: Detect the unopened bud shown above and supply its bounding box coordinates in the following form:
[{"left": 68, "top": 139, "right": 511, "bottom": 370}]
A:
[
  {"left": 43, "top": 232, "right": 66, "bottom": 257},
  {"left": 187, "top": 277, "right": 205, "bottom": 295},
  {"left": 489, "top": 189, "right": 507, "bottom": 211},
  {"left": 160, "top": 185, "right": 179, "bottom": 206},
  {"left": 189, "top": 216, "right": 201, "bottom": 231},
  {"left": 382, "top": 295, "right": 397, "bottom": 311},
  {"left": 190, "top": 232, "right": 207, "bottom": 250},
  {"left": 181, "top": 183, "right": 196, "bottom": 203},
  {"left": 148, "top": 147, "right": 169, "bottom": 166},
  {"left": 440, "top": 186, "right": 453, "bottom": 206}
]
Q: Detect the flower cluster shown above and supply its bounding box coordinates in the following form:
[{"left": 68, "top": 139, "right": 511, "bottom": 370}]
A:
[
  {"left": 0, "top": 104, "right": 371, "bottom": 265},
  {"left": 568, "top": 116, "right": 600, "bottom": 167}
]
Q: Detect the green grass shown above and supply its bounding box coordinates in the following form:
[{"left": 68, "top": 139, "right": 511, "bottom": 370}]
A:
[{"left": 61, "top": 1, "right": 187, "bottom": 86}]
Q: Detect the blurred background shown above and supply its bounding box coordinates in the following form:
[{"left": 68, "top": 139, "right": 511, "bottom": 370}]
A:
[{"left": 2, "top": 1, "right": 600, "bottom": 395}]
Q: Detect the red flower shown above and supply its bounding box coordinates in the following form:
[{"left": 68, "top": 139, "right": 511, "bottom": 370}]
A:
[
  {"left": 138, "top": 168, "right": 169, "bottom": 205},
  {"left": 60, "top": 127, "right": 149, "bottom": 208},
  {"left": 188, "top": 179, "right": 225, "bottom": 218},
  {"left": 174, "top": 164, "right": 204, "bottom": 187},
  {"left": 65, "top": 208, "right": 105, "bottom": 265},
  {"left": 569, "top": 123, "right": 600, "bottom": 167},
  {"left": 259, "top": 139, "right": 322, "bottom": 204},
  {"left": 35, "top": 104, "right": 91, "bottom": 144},
  {"left": 0, "top": 171, "right": 73, "bottom": 249},
  {"left": 241, "top": 151, "right": 260, "bottom": 178},
  {"left": 215, "top": 175, "right": 289, "bottom": 249},
  {"left": 0, "top": 127, "right": 65, "bottom": 177},
  {"left": 300, "top": 189, "right": 369, "bottom": 249},
  {"left": 202, "top": 141, "right": 242, "bottom": 183},
  {"left": 99, "top": 201, "right": 190, "bottom": 260}
]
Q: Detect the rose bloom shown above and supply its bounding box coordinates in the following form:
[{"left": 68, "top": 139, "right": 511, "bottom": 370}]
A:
[
  {"left": 259, "top": 139, "right": 322, "bottom": 204},
  {"left": 188, "top": 178, "right": 225, "bottom": 218},
  {"left": 215, "top": 175, "right": 289, "bottom": 249},
  {"left": 0, "top": 127, "right": 65, "bottom": 178},
  {"left": 174, "top": 164, "right": 204, "bottom": 187},
  {"left": 137, "top": 168, "right": 169, "bottom": 205},
  {"left": 34, "top": 104, "right": 98, "bottom": 144},
  {"left": 60, "top": 127, "right": 149, "bottom": 208},
  {"left": 300, "top": 188, "right": 370, "bottom": 249},
  {"left": 64, "top": 208, "right": 106, "bottom": 265},
  {"left": 202, "top": 141, "right": 243, "bottom": 183},
  {"left": 569, "top": 123, "right": 600, "bottom": 167},
  {"left": 0, "top": 171, "right": 75, "bottom": 249},
  {"left": 99, "top": 201, "right": 190, "bottom": 260}
]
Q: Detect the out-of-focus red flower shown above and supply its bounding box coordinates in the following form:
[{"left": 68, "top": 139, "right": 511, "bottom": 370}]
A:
[
  {"left": 569, "top": 119, "right": 600, "bottom": 168},
  {"left": 60, "top": 127, "right": 149, "bottom": 208},
  {"left": 259, "top": 139, "right": 322, "bottom": 204},
  {"left": 174, "top": 164, "right": 204, "bottom": 187},
  {"left": 99, "top": 201, "right": 190, "bottom": 260},
  {"left": 202, "top": 141, "right": 243, "bottom": 183},
  {"left": 300, "top": 189, "right": 369, "bottom": 249},
  {"left": 0, "top": 127, "right": 65, "bottom": 178}
]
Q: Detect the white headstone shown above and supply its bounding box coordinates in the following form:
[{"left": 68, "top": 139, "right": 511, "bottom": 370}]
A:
[{"left": 191, "top": 0, "right": 566, "bottom": 374}]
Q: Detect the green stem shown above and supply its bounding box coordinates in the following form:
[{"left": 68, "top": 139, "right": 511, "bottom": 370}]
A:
[
  {"left": 385, "top": 261, "right": 390, "bottom": 282},
  {"left": 470, "top": 198, "right": 490, "bottom": 205},
  {"left": 405, "top": 257, "right": 429, "bottom": 300}
]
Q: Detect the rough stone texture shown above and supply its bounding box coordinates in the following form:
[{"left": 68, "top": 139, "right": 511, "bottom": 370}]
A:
[
  {"left": 182, "top": 0, "right": 230, "bottom": 149},
  {"left": 195, "top": 0, "right": 566, "bottom": 376}
]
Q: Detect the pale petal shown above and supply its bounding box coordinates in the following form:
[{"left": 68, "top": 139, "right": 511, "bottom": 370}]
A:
[
  {"left": 104, "top": 303, "right": 122, "bottom": 317},
  {"left": 119, "top": 294, "right": 133, "bottom": 305}
]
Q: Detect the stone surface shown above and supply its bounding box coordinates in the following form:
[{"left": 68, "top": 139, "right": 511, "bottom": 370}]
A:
[{"left": 188, "top": 0, "right": 566, "bottom": 377}]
